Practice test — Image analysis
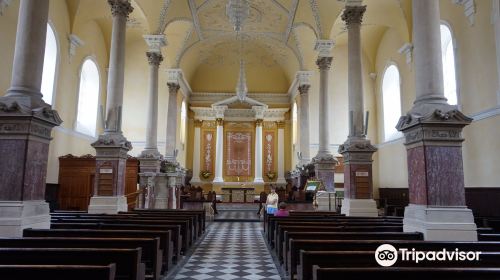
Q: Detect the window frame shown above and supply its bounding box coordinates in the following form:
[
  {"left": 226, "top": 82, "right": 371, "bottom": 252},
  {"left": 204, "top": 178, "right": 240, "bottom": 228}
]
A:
[
  {"left": 440, "top": 21, "right": 461, "bottom": 108},
  {"left": 381, "top": 62, "right": 403, "bottom": 142},
  {"left": 41, "top": 21, "right": 60, "bottom": 106},
  {"left": 74, "top": 56, "right": 102, "bottom": 137}
]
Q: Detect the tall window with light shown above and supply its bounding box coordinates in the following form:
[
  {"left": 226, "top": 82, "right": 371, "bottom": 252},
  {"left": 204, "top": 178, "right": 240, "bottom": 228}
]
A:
[
  {"left": 75, "top": 59, "right": 100, "bottom": 136},
  {"left": 180, "top": 100, "right": 187, "bottom": 149},
  {"left": 441, "top": 23, "right": 458, "bottom": 105},
  {"left": 382, "top": 65, "right": 402, "bottom": 141},
  {"left": 41, "top": 24, "right": 58, "bottom": 105},
  {"left": 292, "top": 102, "right": 297, "bottom": 150}
]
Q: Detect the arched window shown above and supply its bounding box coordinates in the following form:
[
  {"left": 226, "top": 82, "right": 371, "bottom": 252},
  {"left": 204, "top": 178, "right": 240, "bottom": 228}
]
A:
[
  {"left": 41, "top": 23, "right": 58, "bottom": 105},
  {"left": 292, "top": 102, "right": 298, "bottom": 149},
  {"left": 180, "top": 100, "right": 187, "bottom": 149},
  {"left": 382, "top": 65, "right": 402, "bottom": 141},
  {"left": 75, "top": 59, "right": 100, "bottom": 136},
  {"left": 441, "top": 23, "right": 458, "bottom": 105}
]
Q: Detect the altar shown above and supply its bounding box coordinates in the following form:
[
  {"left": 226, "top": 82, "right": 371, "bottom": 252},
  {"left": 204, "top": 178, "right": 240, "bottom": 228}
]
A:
[{"left": 221, "top": 187, "right": 255, "bottom": 203}]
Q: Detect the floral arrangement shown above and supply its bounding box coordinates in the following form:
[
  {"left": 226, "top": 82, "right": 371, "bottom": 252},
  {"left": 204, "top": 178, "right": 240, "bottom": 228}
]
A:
[{"left": 266, "top": 171, "right": 276, "bottom": 180}]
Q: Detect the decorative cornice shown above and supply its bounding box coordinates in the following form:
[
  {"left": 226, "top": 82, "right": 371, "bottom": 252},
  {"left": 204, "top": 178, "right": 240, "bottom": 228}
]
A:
[
  {"left": 143, "top": 34, "right": 167, "bottom": 53},
  {"left": 191, "top": 107, "right": 289, "bottom": 122},
  {"left": 342, "top": 5, "right": 366, "bottom": 26},
  {"left": 190, "top": 92, "right": 290, "bottom": 105},
  {"left": 146, "top": 52, "right": 163, "bottom": 66},
  {"left": 316, "top": 56, "right": 333, "bottom": 70},
  {"left": 155, "top": 0, "right": 172, "bottom": 34},
  {"left": 252, "top": 106, "right": 266, "bottom": 120},
  {"left": 108, "top": 0, "right": 134, "bottom": 18},
  {"left": 314, "top": 39, "right": 334, "bottom": 57},
  {"left": 91, "top": 133, "right": 132, "bottom": 151},
  {"left": 297, "top": 71, "right": 313, "bottom": 86},
  {"left": 166, "top": 68, "right": 191, "bottom": 98}
]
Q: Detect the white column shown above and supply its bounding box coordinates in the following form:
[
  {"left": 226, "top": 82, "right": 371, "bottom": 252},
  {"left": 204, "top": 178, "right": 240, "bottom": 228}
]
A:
[
  {"left": 254, "top": 119, "right": 264, "bottom": 183},
  {"left": 141, "top": 52, "right": 162, "bottom": 157},
  {"left": 276, "top": 121, "right": 286, "bottom": 184},
  {"left": 104, "top": 0, "right": 133, "bottom": 133},
  {"left": 413, "top": 0, "right": 447, "bottom": 106},
  {"left": 213, "top": 118, "right": 225, "bottom": 183},
  {"left": 492, "top": 0, "right": 500, "bottom": 104},
  {"left": 190, "top": 120, "right": 202, "bottom": 185},
  {"left": 165, "top": 83, "right": 179, "bottom": 162},
  {"left": 298, "top": 84, "right": 311, "bottom": 164},
  {"left": 313, "top": 40, "right": 334, "bottom": 160}
]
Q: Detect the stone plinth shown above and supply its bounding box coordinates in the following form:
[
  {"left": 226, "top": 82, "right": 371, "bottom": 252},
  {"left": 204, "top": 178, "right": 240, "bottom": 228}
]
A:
[
  {"left": 163, "top": 161, "right": 187, "bottom": 209},
  {"left": 312, "top": 156, "right": 337, "bottom": 192},
  {"left": 315, "top": 191, "right": 337, "bottom": 211},
  {"left": 338, "top": 138, "right": 378, "bottom": 216},
  {"left": 88, "top": 196, "right": 127, "bottom": 214},
  {"left": 397, "top": 108, "right": 477, "bottom": 241},
  {"left": 89, "top": 133, "right": 132, "bottom": 214},
  {"left": 0, "top": 200, "right": 50, "bottom": 237},
  {"left": 0, "top": 104, "right": 62, "bottom": 237}
]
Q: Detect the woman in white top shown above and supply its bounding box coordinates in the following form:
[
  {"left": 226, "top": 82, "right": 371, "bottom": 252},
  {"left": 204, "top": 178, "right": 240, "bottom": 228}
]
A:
[{"left": 266, "top": 186, "right": 279, "bottom": 215}]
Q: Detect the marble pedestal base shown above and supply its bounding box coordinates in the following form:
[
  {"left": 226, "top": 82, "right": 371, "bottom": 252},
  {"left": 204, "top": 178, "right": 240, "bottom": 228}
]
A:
[
  {"left": 0, "top": 200, "right": 50, "bottom": 237},
  {"left": 312, "top": 156, "right": 337, "bottom": 192},
  {"left": 315, "top": 192, "right": 337, "bottom": 211},
  {"left": 88, "top": 196, "right": 128, "bottom": 214},
  {"left": 403, "top": 204, "right": 477, "bottom": 241},
  {"left": 341, "top": 198, "right": 378, "bottom": 217}
]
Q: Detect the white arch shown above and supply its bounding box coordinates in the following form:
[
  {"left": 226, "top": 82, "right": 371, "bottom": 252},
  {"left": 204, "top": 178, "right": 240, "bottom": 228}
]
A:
[{"left": 75, "top": 57, "right": 101, "bottom": 137}]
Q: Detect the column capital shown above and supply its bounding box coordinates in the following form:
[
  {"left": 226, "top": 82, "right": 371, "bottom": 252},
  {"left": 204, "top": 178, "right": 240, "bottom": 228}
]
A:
[
  {"left": 298, "top": 84, "right": 310, "bottom": 95},
  {"left": 316, "top": 56, "right": 333, "bottom": 70},
  {"left": 276, "top": 121, "right": 285, "bottom": 129},
  {"left": 108, "top": 0, "right": 133, "bottom": 18},
  {"left": 146, "top": 52, "right": 163, "bottom": 66},
  {"left": 215, "top": 118, "right": 224, "bottom": 126},
  {"left": 255, "top": 119, "right": 264, "bottom": 127},
  {"left": 194, "top": 119, "right": 203, "bottom": 127},
  {"left": 143, "top": 34, "right": 167, "bottom": 53},
  {"left": 342, "top": 5, "right": 367, "bottom": 27},
  {"left": 167, "top": 82, "right": 180, "bottom": 95}
]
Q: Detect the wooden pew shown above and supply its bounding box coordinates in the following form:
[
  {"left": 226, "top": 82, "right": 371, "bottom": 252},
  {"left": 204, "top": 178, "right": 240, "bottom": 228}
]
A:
[
  {"left": 288, "top": 240, "right": 500, "bottom": 279},
  {"left": 312, "top": 267, "right": 500, "bottom": 280},
  {"left": 51, "top": 217, "right": 189, "bottom": 252},
  {"left": 23, "top": 228, "right": 173, "bottom": 272},
  {"left": 0, "top": 237, "right": 161, "bottom": 280},
  {"left": 282, "top": 232, "right": 423, "bottom": 272},
  {"left": 128, "top": 209, "right": 206, "bottom": 235},
  {"left": 276, "top": 225, "right": 403, "bottom": 261},
  {"left": 50, "top": 222, "right": 180, "bottom": 264},
  {"left": 0, "top": 264, "right": 116, "bottom": 280},
  {"left": 275, "top": 222, "right": 402, "bottom": 256},
  {"left": 299, "top": 251, "right": 500, "bottom": 280},
  {"left": 0, "top": 247, "right": 144, "bottom": 280}
]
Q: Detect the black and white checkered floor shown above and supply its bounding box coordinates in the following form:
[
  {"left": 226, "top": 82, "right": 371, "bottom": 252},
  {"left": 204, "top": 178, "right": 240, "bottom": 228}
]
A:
[
  {"left": 215, "top": 210, "right": 260, "bottom": 221},
  {"left": 170, "top": 222, "right": 282, "bottom": 280}
]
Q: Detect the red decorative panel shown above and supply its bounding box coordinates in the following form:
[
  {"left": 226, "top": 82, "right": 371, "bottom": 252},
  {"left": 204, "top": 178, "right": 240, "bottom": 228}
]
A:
[
  {"left": 264, "top": 131, "right": 275, "bottom": 174},
  {"left": 226, "top": 132, "right": 252, "bottom": 176},
  {"left": 202, "top": 131, "right": 215, "bottom": 173}
]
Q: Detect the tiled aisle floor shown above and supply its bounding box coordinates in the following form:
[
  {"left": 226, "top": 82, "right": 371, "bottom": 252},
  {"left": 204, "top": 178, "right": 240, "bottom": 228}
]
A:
[
  {"left": 215, "top": 210, "right": 260, "bottom": 221},
  {"left": 171, "top": 222, "right": 282, "bottom": 280}
]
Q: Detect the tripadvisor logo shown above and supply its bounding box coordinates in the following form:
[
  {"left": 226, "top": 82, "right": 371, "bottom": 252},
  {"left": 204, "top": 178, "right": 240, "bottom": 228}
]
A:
[{"left": 374, "top": 244, "right": 482, "bottom": 267}]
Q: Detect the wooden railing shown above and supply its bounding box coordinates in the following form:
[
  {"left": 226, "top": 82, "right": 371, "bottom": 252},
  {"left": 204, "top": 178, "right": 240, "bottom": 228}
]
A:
[{"left": 125, "top": 187, "right": 146, "bottom": 211}]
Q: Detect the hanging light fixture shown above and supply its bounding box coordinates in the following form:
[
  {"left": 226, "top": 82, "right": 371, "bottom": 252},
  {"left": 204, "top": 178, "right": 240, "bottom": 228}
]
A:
[{"left": 226, "top": 0, "right": 250, "bottom": 32}]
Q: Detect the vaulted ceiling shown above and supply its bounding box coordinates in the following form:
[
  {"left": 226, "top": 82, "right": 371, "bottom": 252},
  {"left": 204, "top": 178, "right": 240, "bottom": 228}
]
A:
[{"left": 65, "top": 0, "right": 412, "bottom": 92}]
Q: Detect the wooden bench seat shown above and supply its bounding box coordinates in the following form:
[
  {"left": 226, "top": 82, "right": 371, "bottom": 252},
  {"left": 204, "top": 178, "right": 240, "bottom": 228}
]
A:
[
  {"left": 312, "top": 267, "right": 500, "bottom": 280},
  {"left": 0, "top": 264, "right": 116, "bottom": 280},
  {"left": 0, "top": 237, "right": 161, "bottom": 280},
  {"left": 23, "top": 228, "right": 173, "bottom": 272},
  {"left": 282, "top": 232, "right": 423, "bottom": 272},
  {"left": 299, "top": 251, "right": 500, "bottom": 280},
  {"left": 0, "top": 247, "right": 144, "bottom": 280},
  {"left": 288, "top": 240, "right": 500, "bottom": 279}
]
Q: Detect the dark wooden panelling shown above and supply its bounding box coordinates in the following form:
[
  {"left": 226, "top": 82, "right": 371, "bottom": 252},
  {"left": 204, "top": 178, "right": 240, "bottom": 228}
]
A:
[{"left": 58, "top": 155, "right": 138, "bottom": 211}]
